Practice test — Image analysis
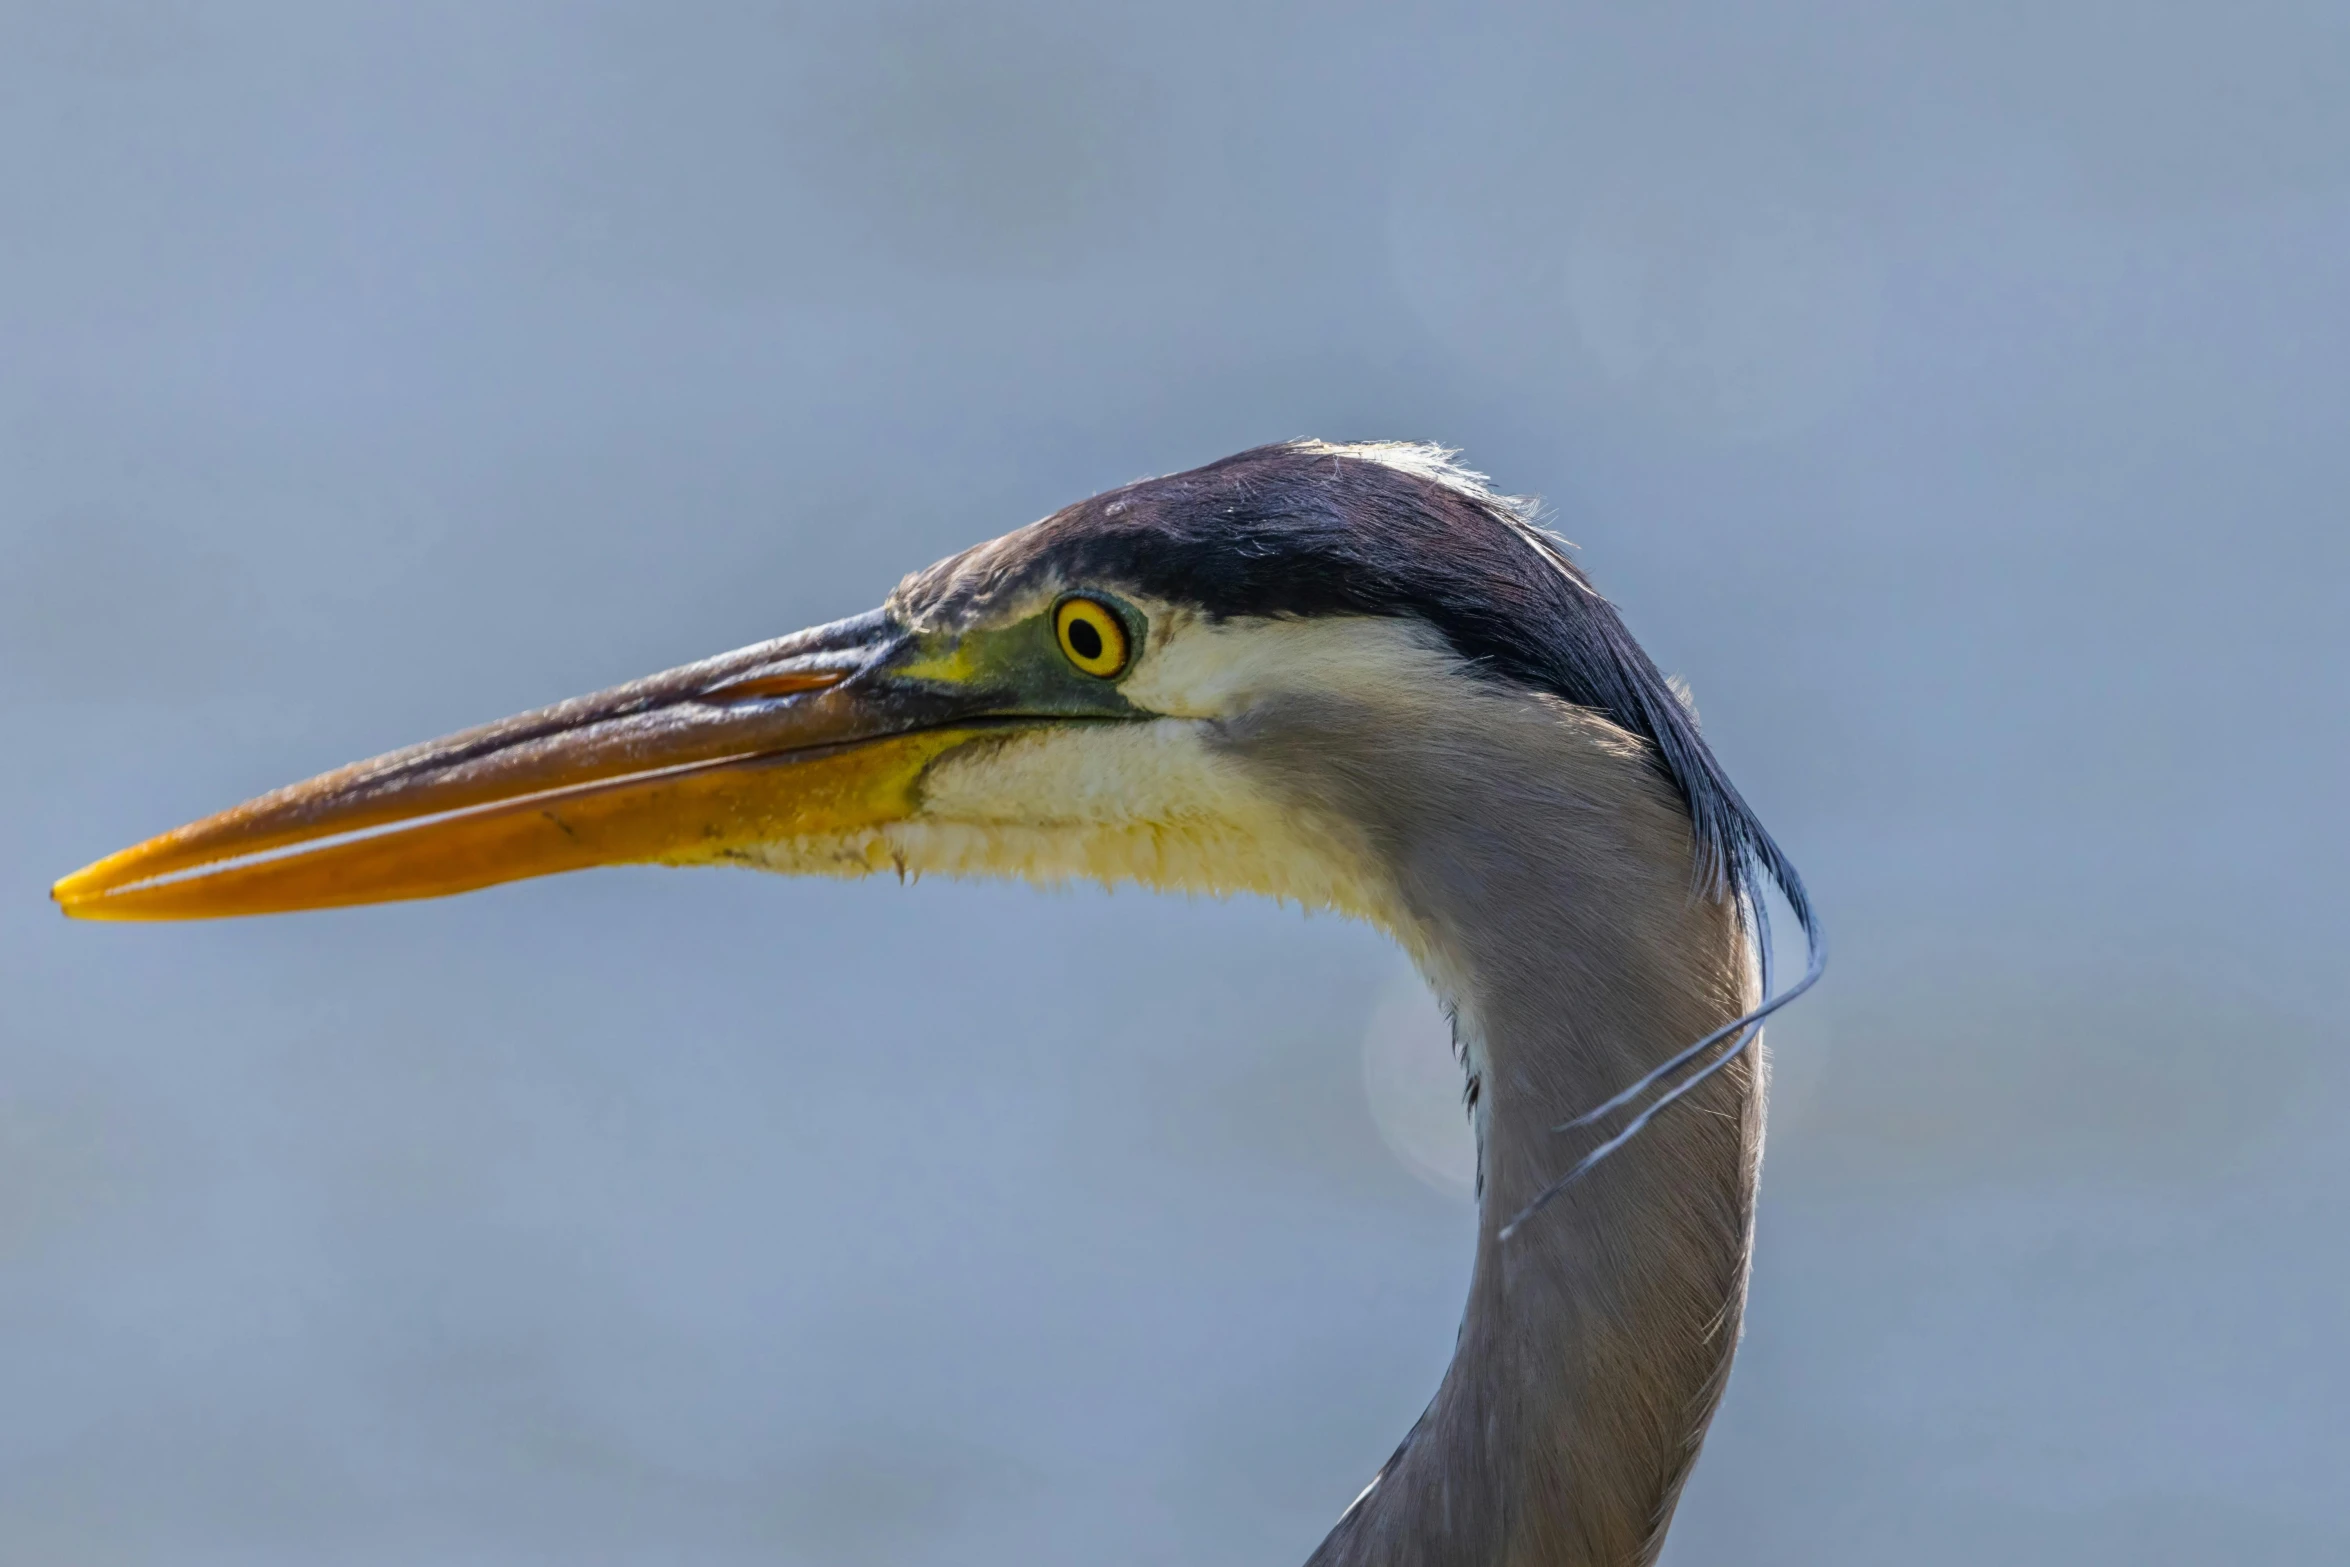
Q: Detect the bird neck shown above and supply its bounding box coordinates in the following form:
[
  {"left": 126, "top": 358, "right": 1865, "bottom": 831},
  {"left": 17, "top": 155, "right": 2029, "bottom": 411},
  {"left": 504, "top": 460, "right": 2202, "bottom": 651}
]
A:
[{"left": 1234, "top": 688, "right": 1762, "bottom": 1567}]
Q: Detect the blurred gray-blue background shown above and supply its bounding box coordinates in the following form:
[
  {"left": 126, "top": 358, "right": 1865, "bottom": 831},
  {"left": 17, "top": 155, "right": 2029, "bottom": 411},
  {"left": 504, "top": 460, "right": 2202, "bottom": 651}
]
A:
[{"left": 4, "top": 3, "right": 2346, "bottom": 1562}]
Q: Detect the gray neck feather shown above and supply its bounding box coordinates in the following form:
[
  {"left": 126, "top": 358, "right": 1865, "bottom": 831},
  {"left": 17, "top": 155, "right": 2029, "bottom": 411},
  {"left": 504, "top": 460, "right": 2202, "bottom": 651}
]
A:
[{"left": 1220, "top": 681, "right": 1763, "bottom": 1567}]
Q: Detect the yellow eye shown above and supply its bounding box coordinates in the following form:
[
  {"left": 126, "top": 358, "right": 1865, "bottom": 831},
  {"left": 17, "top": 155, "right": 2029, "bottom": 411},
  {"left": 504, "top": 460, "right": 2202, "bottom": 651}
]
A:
[{"left": 1054, "top": 596, "right": 1130, "bottom": 678}]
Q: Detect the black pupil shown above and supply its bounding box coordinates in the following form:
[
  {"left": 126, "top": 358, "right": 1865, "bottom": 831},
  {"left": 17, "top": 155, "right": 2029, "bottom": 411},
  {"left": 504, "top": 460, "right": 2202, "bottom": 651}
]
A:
[{"left": 1067, "top": 617, "right": 1105, "bottom": 661}]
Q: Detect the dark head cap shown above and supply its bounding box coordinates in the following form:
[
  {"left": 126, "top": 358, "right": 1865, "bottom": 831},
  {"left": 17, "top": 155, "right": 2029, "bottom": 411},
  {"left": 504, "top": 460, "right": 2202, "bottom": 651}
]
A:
[{"left": 897, "top": 440, "right": 1812, "bottom": 933}]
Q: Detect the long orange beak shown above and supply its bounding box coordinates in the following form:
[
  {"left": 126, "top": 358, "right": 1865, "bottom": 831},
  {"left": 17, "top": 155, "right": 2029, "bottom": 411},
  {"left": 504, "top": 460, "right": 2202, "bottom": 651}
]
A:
[{"left": 50, "top": 610, "right": 991, "bottom": 921}]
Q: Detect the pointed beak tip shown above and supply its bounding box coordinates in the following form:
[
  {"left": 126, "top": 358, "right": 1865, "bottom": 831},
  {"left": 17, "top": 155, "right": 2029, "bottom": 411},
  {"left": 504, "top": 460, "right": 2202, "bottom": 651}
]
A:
[
  {"left": 48, "top": 841, "right": 145, "bottom": 914},
  {"left": 50, "top": 864, "right": 118, "bottom": 920}
]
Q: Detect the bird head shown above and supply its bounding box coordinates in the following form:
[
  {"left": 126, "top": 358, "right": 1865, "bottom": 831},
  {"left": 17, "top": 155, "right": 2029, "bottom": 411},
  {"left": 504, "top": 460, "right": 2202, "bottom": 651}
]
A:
[{"left": 51, "top": 441, "right": 1786, "bottom": 940}]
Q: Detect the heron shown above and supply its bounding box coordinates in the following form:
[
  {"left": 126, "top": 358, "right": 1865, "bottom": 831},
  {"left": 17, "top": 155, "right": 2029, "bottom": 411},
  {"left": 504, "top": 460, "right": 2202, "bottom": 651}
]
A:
[{"left": 53, "top": 440, "right": 1821, "bottom": 1567}]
